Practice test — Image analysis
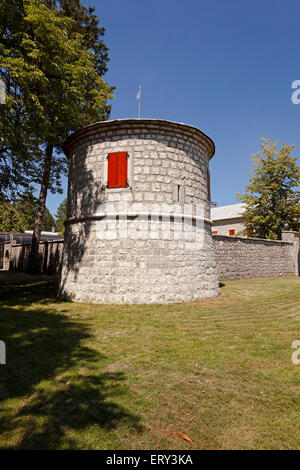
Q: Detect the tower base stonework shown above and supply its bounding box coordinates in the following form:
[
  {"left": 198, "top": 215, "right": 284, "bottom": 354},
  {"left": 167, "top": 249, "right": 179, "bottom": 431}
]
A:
[{"left": 59, "top": 119, "right": 219, "bottom": 304}]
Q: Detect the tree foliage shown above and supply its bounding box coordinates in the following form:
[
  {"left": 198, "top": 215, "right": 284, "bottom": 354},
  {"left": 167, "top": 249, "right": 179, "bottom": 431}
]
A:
[
  {"left": 0, "top": 193, "right": 56, "bottom": 232},
  {"left": 0, "top": 198, "right": 26, "bottom": 232},
  {"left": 55, "top": 197, "right": 67, "bottom": 234},
  {"left": 237, "top": 138, "right": 300, "bottom": 239},
  {"left": 0, "top": 0, "right": 113, "bottom": 271},
  {"left": 14, "top": 192, "right": 56, "bottom": 231},
  {"left": 0, "top": 1, "right": 44, "bottom": 199},
  {"left": 0, "top": 0, "right": 112, "bottom": 198}
]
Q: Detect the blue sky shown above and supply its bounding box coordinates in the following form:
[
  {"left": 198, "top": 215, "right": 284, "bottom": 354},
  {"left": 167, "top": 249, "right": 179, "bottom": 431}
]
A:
[{"left": 47, "top": 0, "right": 300, "bottom": 215}]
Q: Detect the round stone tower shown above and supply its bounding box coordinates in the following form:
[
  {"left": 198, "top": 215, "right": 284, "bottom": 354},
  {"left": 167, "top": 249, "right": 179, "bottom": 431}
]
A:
[{"left": 59, "top": 119, "right": 219, "bottom": 304}]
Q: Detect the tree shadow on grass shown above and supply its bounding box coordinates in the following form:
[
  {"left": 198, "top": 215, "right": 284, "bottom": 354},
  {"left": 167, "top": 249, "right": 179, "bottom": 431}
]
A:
[
  {"left": 0, "top": 275, "right": 141, "bottom": 449},
  {"left": 0, "top": 274, "right": 60, "bottom": 306}
]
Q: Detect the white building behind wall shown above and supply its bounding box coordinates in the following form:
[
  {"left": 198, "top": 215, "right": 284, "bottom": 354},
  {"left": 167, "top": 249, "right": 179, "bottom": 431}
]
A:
[{"left": 211, "top": 203, "right": 247, "bottom": 236}]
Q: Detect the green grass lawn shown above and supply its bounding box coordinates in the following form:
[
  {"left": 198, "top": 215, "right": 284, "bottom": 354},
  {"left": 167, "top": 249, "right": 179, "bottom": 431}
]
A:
[{"left": 0, "top": 272, "right": 300, "bottom": 450}]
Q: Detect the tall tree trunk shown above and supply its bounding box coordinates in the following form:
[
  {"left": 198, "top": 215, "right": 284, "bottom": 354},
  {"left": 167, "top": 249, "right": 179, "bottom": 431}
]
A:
[{"left": 27, "top": 143, "right": 53, "bottom": 274}]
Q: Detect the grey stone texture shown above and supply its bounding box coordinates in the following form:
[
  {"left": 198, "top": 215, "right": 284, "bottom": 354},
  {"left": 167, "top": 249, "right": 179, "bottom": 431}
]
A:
[
  {"left": 213, "top": 231, "right": 300, "bottom": 280},
  {"left": 59, "top": 119, "right": 220, "bottom": 304}
]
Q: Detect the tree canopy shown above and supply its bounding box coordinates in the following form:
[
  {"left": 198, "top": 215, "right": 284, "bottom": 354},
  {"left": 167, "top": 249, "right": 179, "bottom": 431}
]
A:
[
  {"left": 54, "top": 197, "right": 67, "bottom": 234},
  {"left": 14, "top": 192, "right": 56, "bottom": 231},
  {"left": 0, "top": 0, "right": 113, "bottom": 271},
  {"left": 0, "top": 193, "right": 56, "bottom": 232},
  {"left": 237, "top": 138, "right": 300, "bottom": 239},
  {"left": 0, "top": 199, "right": 26, "bottom": 232},
  {"left": 0, "top": 0, "right": 112, "bottom": 197}
]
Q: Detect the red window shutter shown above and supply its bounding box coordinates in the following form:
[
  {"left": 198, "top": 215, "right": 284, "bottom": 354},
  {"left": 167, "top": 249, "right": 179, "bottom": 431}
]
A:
[
  {"left": 107, "top": 152, "right": 128, "bottom": 188},
  {"left": 229, "top": 229, "right": 235, "bottom": 236}
]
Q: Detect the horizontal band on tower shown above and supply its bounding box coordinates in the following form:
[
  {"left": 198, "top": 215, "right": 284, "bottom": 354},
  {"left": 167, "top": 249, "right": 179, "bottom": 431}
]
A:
[{"left": 65, "top": 211, "right": 213, "bottom": 226}]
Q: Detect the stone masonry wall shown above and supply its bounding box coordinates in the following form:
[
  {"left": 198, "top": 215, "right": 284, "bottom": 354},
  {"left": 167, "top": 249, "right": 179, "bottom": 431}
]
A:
[
  {"left": 59, "top": 119, "right": 300, "bottom": 304},
  {"left": 2, "top": 230, "right": 298, "bottom": 296},
  {"left": 213, "top": 232, "right": 299, "bottom": 280},
  {"left": 60, "top": 222, "right": 217, "bottom": 304},
  {"left": 60, "top": 119, "right": 219, "bottom": 304},
  {"left": 66, "top": 120, "right": 213, "bottom": 221}
]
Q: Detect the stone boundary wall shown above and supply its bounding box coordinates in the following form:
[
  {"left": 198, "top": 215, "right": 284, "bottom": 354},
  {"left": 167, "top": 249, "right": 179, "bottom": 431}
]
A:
[
  {"left": 212, "top": 231, "right": 300, "bottom": 280},
  {"left": 1, "top": 231, "right": 299, "bottom": 285},
  {"left": 1, "top": 240, "right": 64, "bottom": 274}
]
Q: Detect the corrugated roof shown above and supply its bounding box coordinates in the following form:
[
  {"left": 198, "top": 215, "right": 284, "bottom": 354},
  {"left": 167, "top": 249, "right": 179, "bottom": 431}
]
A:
[{"left": 211, "top": 203, "right": 245, "bottom": 221}]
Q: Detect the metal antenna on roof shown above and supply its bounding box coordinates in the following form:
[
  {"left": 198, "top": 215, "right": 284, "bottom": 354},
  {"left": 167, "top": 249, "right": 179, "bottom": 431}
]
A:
[{"left": 136, "top": 84, "right": 141, "bottom": 119}]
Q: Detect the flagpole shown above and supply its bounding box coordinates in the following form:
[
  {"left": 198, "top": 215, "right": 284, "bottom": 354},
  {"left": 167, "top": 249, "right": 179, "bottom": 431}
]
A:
[
  {"left": 138, "top": 92, "right": 141, "bottom": 119},
  {"left": 137, "top": 85, "right": 141, "bottom": 119}
]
